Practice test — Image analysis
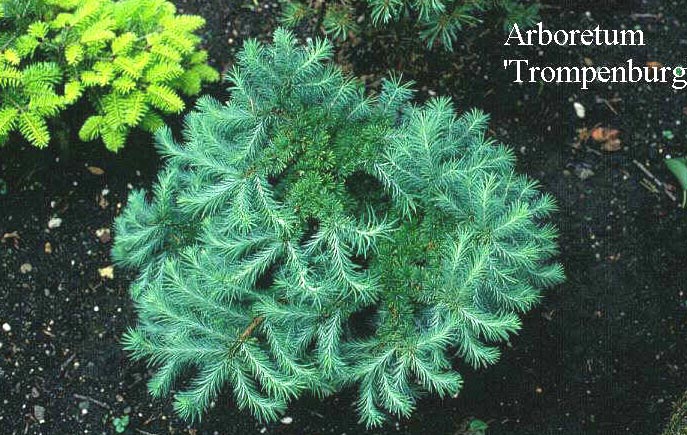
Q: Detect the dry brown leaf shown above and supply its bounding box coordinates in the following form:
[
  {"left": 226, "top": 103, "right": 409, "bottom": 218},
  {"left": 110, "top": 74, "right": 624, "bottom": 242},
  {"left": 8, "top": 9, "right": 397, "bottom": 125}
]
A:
[
  {"left": 590, "top": 127, "right": 618, "bottom": 142},
  {"left": 577, "top": 127, "right": 591, "bottom": 142},
  {"left": 590, "top": 127, "right": 622, "bottom": 152},
  {"left": 601, "top": 138, "right": 622, "bottom": 152},
  {"left": 98, "top": 265, "right": 114, "bottom": 279},
  {"left": 646, "top": 61, "right": 663, "bottom": 68},
  {"left": 87, "top": 166, "right": 105, "bottom": 175},
  {"left": 95, "top": 228, "right": 111, "bottom": 244}
]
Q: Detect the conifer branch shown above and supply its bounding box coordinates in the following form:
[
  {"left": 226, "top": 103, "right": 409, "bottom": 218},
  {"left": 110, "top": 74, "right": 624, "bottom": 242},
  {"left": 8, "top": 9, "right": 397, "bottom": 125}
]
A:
[
  {"left": 239, "top": 316, "right": 265, "bottom": 342},
  {"left": 278, "top": 0, "right": 540, "bottom": 50}
]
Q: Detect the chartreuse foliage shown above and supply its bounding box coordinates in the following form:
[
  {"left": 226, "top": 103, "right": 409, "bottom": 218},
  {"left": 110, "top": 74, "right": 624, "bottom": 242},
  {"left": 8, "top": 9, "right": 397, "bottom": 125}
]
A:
[
  {"left": 0, "top": 0, "right": 219, "bottom": 151},
  {"left": 280, "top": 0, "right": 539, "bottom": 50},
  {"left": 113, "top": 29, "right": 563, "bottom": 426}
]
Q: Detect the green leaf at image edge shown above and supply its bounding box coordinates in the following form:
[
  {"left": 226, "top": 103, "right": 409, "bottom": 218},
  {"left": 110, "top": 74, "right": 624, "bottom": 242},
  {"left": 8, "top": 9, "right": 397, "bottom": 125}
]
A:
[
  {"left": 666, "top": 157, "right": 687, "bottom": 207},
  {"left": 469, "top": 418, "right": 489, "bottom": 431}
]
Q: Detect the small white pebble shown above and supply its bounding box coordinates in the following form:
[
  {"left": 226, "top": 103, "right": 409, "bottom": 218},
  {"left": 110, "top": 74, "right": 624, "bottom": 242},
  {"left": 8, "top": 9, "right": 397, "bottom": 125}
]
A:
[
  {"left": 2, "top": 323, "right": 11, "bottom": 332},
  {"left": 280, "top": 416, "right": 293, "bottom": 424},
  {"left": 48, "top": 217, "right": 62, "bottom": 229},
  {"left": 93, "top": 306, "right": 99, "bottom": 312}
]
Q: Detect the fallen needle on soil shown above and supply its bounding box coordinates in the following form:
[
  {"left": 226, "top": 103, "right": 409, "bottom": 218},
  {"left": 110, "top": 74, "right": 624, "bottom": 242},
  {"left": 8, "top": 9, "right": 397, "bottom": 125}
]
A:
[
  {"left": 72, "top": 394, "right": 110, "bottom": 409},
  {"left": 59, "top": 353, "right": 76, "bottom": 376},
  {"left": 633, "top": 159, "right": 677, "bottom": 202}
]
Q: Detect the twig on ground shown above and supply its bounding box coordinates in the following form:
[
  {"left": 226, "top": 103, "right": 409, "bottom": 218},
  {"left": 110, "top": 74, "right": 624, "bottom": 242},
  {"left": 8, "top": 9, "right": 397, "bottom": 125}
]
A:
[
  {"left": 142, "top": 413, "right": 162, "bottom": 425},
  {"left": 596, "top": 97, "right": 619, "bottom": 115},
  {"left": 634, "top": 159, "right": 665, "bottom": 187},
  {"left": 631, "top": 13, "right": 661, "bottom": 19},
  {"left": 633, "top": 160, "right": 677, "bottom": 202},
  {"left": 59, "top": 353, "right": 76, "bottom": 376},
  {"left": 73, "top": 393, "right": 110, "bottom": 409}
]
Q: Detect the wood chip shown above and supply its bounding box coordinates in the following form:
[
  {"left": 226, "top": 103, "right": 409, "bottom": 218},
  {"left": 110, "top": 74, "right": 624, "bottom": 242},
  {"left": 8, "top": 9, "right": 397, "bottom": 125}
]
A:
[
  {"left": 98, "top": 265, "right": 114, "bottom": 279},
  {"left": 98, "top": 194, "right": 109, "bottom": 209},
  {"left": 95, "top": 228, "right": 111, "bottom": 244},
  {"left": 87, "top": 166, "right": 105, "bottom": 175},
  {"left": 34, "top": 405, "right": 45, "bottom": 423}
]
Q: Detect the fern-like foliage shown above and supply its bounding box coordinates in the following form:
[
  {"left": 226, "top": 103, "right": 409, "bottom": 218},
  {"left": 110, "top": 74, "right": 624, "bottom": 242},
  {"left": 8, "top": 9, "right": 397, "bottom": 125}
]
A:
[
  {"left": 0, "top": 0, "right": 219, "bottom": 150},
  {"left": 113, "top": 29, "right": 563, "bottom": 427},
  {"left": 280, "top": 0, "right": 539, "bottom": 50}
]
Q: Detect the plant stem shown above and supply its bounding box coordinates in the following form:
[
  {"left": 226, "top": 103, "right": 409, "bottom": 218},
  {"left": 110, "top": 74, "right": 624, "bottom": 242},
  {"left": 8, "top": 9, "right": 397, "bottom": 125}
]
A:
[{"left": 239, "top": 315, "right": 265, "bottom": 342}]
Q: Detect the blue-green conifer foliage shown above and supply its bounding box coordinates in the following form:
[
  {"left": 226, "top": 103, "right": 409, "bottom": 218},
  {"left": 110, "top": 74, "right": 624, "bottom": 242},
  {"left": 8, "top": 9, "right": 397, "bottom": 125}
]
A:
[{"left": 113, "top": 29, "right": 564, "bottom": 426}]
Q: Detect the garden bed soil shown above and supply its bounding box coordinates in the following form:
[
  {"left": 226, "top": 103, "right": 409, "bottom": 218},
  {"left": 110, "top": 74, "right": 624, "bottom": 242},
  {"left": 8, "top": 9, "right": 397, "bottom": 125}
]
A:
[{"left": 1, "top": 0, "right": 687, "bottom": 434}]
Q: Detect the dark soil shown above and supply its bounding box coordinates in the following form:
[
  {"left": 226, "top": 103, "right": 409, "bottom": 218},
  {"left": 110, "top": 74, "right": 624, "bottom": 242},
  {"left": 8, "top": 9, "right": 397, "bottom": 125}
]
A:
[{"left": 2, "top": 0, "right": 687, "bottom": 434}]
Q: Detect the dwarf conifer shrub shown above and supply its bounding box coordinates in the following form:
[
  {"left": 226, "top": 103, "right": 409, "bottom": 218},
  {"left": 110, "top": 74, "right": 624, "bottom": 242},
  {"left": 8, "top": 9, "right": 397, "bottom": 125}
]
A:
[
  {"left": 280, "top": 0, "right": 539, "bottom": 50},
  {"left": 113, "top": 29, "right": 563, "bottom": 426},
  {"left": 0, "top": 0, "right": 219, "bottom": 150}
]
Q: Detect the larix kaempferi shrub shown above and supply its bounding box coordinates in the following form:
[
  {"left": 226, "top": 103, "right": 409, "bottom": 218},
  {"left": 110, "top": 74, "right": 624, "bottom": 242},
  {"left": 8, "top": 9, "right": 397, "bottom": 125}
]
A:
[{"left": 113, "top": 29, "right": 564, "bottom": 427}]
